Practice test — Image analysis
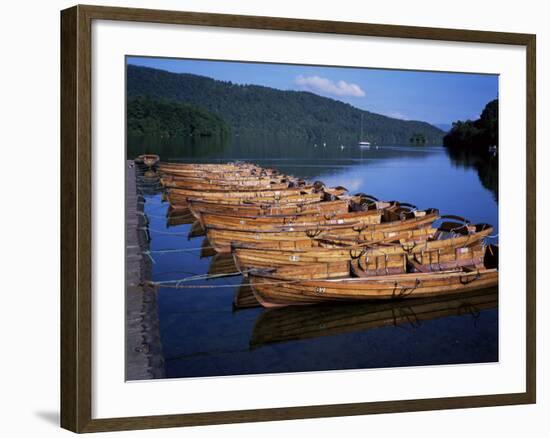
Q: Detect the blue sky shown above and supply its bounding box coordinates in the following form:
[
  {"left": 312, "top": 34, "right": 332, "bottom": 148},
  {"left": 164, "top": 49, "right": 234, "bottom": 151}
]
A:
[{"left": 127, "top": 56, "right": 498, "bottom": 127}]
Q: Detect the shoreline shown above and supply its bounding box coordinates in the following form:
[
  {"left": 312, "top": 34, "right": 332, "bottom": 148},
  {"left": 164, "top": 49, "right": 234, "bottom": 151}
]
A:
[{"left": 125, "top": 160, "right": 165, "bottom": 380}]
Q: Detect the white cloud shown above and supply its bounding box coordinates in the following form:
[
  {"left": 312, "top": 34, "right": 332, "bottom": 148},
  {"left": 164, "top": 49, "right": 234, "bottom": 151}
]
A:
[
  {"left": 294, "top": 75, "right": 366, "bottom": 98},
  {"left": 382, "top": 111, "right": 409, "bottom": 120}
]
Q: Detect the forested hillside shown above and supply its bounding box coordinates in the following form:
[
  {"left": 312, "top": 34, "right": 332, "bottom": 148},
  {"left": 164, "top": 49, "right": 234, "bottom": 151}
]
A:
[
  {"left": 443, "top": 99, "right": 498, "bottom": 151},
  {"left": 127, "top": 96, "right": 230, "bottom": 138},
  {"left": 127, "top": 65, "right": 444, "bottom": 144}
]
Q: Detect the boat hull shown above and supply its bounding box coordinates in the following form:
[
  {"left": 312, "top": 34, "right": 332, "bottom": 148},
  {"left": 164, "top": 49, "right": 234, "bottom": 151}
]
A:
[{"left": 250, "top": 266, "right": 499, "bottom": 307}]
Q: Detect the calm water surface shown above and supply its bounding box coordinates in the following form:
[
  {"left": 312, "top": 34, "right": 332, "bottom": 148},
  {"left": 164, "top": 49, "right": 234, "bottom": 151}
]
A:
[{"left": 135, "top": 140, "right": 499, "bottom": 379}]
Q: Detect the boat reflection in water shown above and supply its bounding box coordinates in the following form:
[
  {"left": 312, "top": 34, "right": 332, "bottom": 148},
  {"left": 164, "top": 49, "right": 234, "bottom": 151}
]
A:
[
  {"left": 233, "top": 280, "right": 261, "bottom": 310},
  {"left": 208, "top": 253, "right": 238, "bottom": 276},
  {"left": 250, "top": 287, "right": 497, "bottom": 349},
  {"left": 166, "top": 206, "right": 195, "bottom": 227}
]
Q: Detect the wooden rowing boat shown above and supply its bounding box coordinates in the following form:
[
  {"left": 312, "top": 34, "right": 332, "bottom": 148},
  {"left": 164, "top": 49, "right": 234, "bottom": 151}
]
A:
[
  {"left": 168, "top": 191, "right": 325, "bottom": 207},
  {"left": 249, "top": 260, "right": 498, "bottom": 307},
  {"left": 161, "top": 178, "right": 292, "bottom": 191},
  {"left": 250, "top": 287, "right": 497, "bottom": 346},
  {"left": 165, "top": 185, "right": 333, "bottom": 202},
  {"left": 159, "top": 164, "right": 279, "bottom": 178},
  {"left": 167, "top": 184, "right": 314, "bottom": 196},
  {"left": 160, "top": 173, "right": 293, "bottom": 184},
  {"left": 206, "top": 209, "right": 439, "bottom": 253},
  {"left": 232, "top": 222, "right": 492, "bottom": 271},
  {"left": 350, "top": 227, "right": 492, "bottom": 277},
  {"left": 159, "top": 161, "right": 262, "bottom": 171},
  {"left": 199, "top": 207, "right": 384, "bottom": 232},
  {"left": 187, "top": 199, "right": 350, "bottom": 221}
]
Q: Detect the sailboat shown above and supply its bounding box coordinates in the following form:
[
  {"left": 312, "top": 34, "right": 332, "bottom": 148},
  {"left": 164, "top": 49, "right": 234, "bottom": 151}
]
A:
[{"left": 358, "top": 113, "right": 371, "bottom": 148}]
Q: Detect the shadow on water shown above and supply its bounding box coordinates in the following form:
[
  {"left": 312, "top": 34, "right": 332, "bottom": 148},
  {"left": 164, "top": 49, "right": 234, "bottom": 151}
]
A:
[
  {"left": 249, "top": 288, "right": 498, "bottom": 349},
  {"left": 445, "top": 147, "right": 498, "bottom": 202}
]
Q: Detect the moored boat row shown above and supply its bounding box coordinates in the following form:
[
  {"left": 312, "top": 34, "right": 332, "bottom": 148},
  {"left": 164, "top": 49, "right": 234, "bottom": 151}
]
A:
[{"left": 151, "top": 157, "right": 498, "bottom": 307}]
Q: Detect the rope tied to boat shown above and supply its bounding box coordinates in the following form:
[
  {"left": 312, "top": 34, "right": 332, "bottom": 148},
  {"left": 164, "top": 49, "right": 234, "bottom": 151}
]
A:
[
  {"left": 147, "top": 246, "right": 214, "bottom": 253},
  {"left": 145, "top": 277, "right": 302, "bottom": 289},
  {"left": 459, "top": 270, "right": 481, "bottom": 285},
  {"left": 392, "top": 278, "right": 421, "bottom": 298},
  {"left": 138, "top": 226, "right": 191, "bottom": 237}
]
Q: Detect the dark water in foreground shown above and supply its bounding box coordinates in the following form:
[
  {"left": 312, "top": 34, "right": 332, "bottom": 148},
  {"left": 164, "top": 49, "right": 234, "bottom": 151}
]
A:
[{"left": 134, "top": 141, "right": 499, "bottom": 379}]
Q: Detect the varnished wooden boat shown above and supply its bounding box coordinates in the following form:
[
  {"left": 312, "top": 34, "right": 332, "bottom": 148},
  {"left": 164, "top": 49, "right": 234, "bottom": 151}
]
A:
[
  {"left": 168, "top": 191, "right": 325, "bottom": 207},
  {"left": 161, "top": 178, "right": 292, "bottom": 191},
  {"left": 250, "top": 288, "right": 498, "bottom": 347},
  {"left": 233, "top": 222, "right": 492, "bottom": 271},
  {"left": 166, "top": 186, "right": 345, "bottom": 203},
  {"left": 249, "top": 258, "right": 498, "bottom": 307},
  {"left": 159, "top": 161, "right": 262, "bottom": 171},
  {"left": 159, "top": 164, "right": 278, "bottom": 178},
  {"left": 165, "top": 185, "right": 332, "bottom": 202},
  {"left": 350, "top": 227, "right": 492, "bottom": 277},
  {"left": 187, "top": 199, "right": 350, "bottom": 221},
  {"left": 206, "top": 208, "right": 440, "bottom": 253},
  {"left": 160, "top": 173, "right": 293, "bottom": 184},
  {"left": 199, "top": 207, "right": 384, "bottom": 231}
]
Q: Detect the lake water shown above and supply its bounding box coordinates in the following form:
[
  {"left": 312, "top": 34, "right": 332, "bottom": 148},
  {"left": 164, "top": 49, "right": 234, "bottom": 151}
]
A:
[{"left": 134, "top": 140, "right": 499, "bottom": 379}]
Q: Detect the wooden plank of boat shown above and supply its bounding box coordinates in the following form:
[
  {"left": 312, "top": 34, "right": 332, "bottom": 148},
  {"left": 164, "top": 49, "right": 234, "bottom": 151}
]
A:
[
  {"left": 206, "top": 210, "right": 439, "bottom": 253},
  {"left": 249, "top": 261, "right": 499, "bottom": 307},
  {"left": 250, "top": 287, "right": 498, "bottom": 346},
  {"left": 187, "top": 199, "right": 350, "bottom": 221},
  {"left": 200, "top": 208, "right": 383, "bottom": 232}
]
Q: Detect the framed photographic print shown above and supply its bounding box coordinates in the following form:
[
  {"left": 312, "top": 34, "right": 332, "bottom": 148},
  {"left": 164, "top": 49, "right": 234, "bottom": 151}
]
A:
[{"left": 60, "top": 4, "right": 536, "bottom": 433}]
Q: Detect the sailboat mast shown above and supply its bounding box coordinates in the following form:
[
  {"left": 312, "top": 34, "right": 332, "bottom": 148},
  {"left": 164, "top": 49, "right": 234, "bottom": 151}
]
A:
[{"left": 360, "top": 113, "right": 363, "bottom": 141}]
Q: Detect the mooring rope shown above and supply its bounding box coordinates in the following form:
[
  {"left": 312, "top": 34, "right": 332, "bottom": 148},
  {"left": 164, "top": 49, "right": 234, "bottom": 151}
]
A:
[
  {"left": 145, "top": 246, "right": 214, "bottom": 254},
  {"left": 147, "top": 278, "right": 300, "bottom": 289},
  {"left": 138, "top": 227, "right": 190, "bottom": 236},
  {"left": 150, "top": 270, "right": 247, "bottom": 286},
  {"left": 136, "top": 211, "right": 185, "bottom": 221}
]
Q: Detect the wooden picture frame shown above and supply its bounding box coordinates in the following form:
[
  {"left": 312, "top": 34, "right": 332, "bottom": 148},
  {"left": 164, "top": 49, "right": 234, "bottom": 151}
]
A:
[{"left": 60, "top": 4, "right": 536, "bottom": 432}]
